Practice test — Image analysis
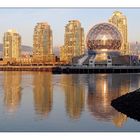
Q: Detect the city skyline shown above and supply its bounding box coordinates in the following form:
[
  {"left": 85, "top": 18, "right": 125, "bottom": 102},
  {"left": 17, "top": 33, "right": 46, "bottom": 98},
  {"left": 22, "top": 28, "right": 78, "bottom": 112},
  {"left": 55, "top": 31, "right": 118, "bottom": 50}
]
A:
[
  {"left": 0, "top": 8, "right": 140, "bottom": 47},
  {"left": 1, "top": 6, "right": 140, "bottom": 133}
]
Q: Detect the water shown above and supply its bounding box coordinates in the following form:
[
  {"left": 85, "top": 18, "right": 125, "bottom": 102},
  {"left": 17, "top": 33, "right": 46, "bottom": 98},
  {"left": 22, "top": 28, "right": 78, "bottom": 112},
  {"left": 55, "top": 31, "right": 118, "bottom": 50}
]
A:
[{"left": 0, "top": 71, "right": 140, "bottom": 131}]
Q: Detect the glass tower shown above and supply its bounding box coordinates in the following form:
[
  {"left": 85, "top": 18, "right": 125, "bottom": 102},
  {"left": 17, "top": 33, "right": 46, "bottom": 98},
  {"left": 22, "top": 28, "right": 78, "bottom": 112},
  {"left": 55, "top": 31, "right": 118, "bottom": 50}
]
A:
[
  {"left": 60, "top": 20, "right": 85, "bottom": 63},
  {"left": 3, "top": 29, "right": 21, "bottom": 61},
  {"left": 109, "top": 11, "right": 129, "bottom": 55},
  {"left": 33, "top": 22, "right": 54, "bottom": 63}
]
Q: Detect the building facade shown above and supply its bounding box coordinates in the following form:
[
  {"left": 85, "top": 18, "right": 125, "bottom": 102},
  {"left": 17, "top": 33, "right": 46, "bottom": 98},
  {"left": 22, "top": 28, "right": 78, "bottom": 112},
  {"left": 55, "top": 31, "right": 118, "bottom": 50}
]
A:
[
  {"left": 60, "top": 45, "right": 67, "bottom": 63},
  {"left": 109, "top": 11, "right": 129, "bottom": 55},
  {"left": 3, "top": 29, "right": 21, "bottom": 62},
  {"left": 33, "top": 22, "right": 54, "bottom": 63},
  {"left": 60, "top": 20, "right": 85, "bottom": 63}
]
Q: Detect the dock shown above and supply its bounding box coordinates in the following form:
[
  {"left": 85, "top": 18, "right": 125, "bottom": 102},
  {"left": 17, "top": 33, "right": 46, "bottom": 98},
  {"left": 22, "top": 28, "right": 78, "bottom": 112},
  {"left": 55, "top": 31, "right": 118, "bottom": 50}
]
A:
[{"left": 52, "top": 66, "right": 140, "bottom": 74}]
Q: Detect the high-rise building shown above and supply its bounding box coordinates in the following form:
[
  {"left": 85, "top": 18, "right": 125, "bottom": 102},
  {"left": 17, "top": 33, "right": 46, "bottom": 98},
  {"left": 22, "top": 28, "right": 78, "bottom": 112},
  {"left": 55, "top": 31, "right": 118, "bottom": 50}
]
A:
[
  {"left": 60, "top": 20, "right": 85, "bottom": 63},
  {"left": 109, "top": 11, "right": 129, "bottom": 55},
  {"left": 33, "top": 22, "right": 54, "bottom": 62},
  {"left": 3, "top": 29, "right": 21, "bottom": 61}
]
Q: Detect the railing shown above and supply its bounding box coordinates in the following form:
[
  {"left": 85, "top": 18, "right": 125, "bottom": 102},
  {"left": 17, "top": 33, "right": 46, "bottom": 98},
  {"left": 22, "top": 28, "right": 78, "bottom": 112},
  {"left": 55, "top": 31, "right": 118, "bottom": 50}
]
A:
[
  {"left": 78, "top": 55, "right": 88, "bottom": 65},
  {"left": 60, "top": 65, "right": 140, "bottom": 69}
]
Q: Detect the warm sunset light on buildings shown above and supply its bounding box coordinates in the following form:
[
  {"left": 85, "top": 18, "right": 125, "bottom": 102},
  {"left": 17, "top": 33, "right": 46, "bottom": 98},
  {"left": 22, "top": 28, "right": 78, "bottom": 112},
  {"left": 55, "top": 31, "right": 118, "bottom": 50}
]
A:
[
  {"left": 33, "top": 22, "right": 55, "bottom": 63},
  {"left": 109, "top": 11, "right": 129, "bottom": 55},
  {"left": 60, "top": 20, "right": 85, "bottom": 63},
  {"left": 3, "top": 29, "right": 21, "bottom": 62},
  {"left": 0, "top": 10, "right": 139, "bottom": 67}
]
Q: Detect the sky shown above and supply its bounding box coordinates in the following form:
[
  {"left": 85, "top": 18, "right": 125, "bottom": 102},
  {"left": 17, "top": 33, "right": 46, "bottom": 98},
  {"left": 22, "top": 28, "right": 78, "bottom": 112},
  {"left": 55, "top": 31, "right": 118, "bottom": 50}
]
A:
[{"left": 0, "top": 8, "right": 140, "bottom": 48}]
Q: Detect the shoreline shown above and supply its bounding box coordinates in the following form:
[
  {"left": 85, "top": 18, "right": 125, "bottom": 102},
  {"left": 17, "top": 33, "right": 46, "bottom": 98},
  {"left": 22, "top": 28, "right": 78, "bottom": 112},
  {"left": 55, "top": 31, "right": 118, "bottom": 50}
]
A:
[
  {"left": 111, "top": 89, "right": 140, "bottom": 122},
  {"left": 0, "top": 65, "right": 140, "bottom": 73}
]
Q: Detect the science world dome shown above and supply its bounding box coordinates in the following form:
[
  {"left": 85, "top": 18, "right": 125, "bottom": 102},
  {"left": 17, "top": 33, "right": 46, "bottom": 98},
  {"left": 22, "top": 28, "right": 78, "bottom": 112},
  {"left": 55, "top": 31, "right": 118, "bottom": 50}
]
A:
[{"left": 86, "top": 23, "right": 122, "bottom": 52}]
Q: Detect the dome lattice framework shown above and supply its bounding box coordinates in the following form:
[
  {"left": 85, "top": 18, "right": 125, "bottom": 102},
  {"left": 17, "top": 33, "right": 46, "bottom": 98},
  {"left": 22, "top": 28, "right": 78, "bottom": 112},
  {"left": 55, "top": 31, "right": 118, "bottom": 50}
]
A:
[{"left": 86, "top": 23, "right": 122, "bottom": 51}]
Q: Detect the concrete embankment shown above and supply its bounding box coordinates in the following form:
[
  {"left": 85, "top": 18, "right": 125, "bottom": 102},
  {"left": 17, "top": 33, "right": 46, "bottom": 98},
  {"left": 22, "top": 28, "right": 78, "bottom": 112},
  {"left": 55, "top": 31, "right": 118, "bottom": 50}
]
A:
[
  {"left": 1, "top": 66, "right": 140, "bottom": 74},
  {"left": 0, "top": 66, "right": 54, "bottom": 72},
  {"left": 111, "top": 89, "right": 140, "bottom": 121}
]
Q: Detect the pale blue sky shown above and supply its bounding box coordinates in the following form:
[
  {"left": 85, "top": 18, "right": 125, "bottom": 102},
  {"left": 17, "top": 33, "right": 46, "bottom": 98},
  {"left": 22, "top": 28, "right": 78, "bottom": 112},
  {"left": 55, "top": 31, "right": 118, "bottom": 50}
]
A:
[{"left": 0, "top": 8, "right": 139, "bottom": 47}]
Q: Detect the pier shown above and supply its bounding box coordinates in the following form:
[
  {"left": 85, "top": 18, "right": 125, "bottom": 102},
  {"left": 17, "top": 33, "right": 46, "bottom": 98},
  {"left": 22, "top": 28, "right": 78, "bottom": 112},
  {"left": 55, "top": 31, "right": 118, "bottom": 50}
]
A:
[{"left": 52, "top": 66, "right": 140, "bottom": 74}]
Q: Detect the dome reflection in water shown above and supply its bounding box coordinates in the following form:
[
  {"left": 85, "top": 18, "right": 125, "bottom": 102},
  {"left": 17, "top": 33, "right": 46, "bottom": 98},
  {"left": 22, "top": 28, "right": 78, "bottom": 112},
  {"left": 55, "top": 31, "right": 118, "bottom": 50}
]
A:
[{"left": 86, "top": 74, "right": 136, "bottom": 127}]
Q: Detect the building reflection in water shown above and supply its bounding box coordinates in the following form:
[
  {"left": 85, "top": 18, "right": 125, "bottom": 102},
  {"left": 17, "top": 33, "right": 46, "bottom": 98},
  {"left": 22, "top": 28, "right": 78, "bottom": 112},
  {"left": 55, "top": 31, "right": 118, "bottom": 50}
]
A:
[
  {"left": 3, "top": 71, "right": 22, "bottom": 113},
  {"left": 86, "top": 74, "right": 140, "bottom": 127},
  {"left": 33, "top": 72, "right": 53, "bottom": 118},
  {"left": 61, "top": 74, "right": 85, "bottom": 120},
  {"left": 112, "top": 113, "right": 127, "bottom": 128}
]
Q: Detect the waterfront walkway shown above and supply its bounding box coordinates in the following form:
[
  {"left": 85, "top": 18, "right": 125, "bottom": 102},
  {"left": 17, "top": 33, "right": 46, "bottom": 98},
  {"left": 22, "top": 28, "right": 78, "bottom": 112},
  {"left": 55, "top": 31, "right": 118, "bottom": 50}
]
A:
[
  {"left": 0, "top": 65, "right": 55, "bottom": 72},
  {"left": 0, "top": 65, "right": 140, "bottom": 74}
]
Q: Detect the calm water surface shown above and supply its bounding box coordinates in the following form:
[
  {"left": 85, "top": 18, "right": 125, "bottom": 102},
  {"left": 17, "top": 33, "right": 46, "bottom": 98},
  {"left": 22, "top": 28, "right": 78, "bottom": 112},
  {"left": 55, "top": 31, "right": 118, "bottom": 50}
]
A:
[{"left": 0, "top": 71, "right": 140, "bottom": 131}]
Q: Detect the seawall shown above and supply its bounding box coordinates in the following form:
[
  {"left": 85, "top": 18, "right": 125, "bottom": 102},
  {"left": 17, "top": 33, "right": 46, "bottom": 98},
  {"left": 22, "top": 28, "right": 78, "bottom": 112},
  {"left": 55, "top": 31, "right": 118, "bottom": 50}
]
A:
[
  {"left": 0, "top": 65, "right": 140, "bottom": 74},
  {"left": 52, "top": 66, "right": 140, "bottom": 74}
]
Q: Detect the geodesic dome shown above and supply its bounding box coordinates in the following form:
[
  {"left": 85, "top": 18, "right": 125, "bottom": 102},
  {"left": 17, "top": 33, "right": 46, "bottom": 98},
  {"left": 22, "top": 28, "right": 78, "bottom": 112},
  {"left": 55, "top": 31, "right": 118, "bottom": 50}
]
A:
[{"left": 86, "top": 23, "right": 122, "bottom": 51}]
